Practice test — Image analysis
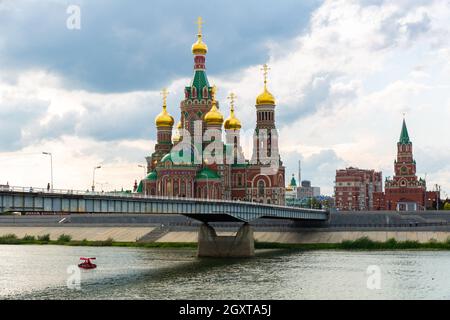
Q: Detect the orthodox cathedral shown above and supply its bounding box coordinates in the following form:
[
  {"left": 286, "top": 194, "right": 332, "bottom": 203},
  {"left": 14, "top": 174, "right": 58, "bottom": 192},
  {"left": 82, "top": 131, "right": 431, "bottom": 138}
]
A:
[{"left": 137, "top": 18, "right": 286, "bottom": 205}]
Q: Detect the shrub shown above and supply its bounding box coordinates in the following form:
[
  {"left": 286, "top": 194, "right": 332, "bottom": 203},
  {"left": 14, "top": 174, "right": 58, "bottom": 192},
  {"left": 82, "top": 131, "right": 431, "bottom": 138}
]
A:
[
  {"left": 385, "top": 238, "right": 398, "bottom": 249},
  {"left": 22, "top": 235, "right": 36, "bottom": 241},
  {"left": 341, "top": 237, "right": 376, "bottom": 249},
  {"left": 0, "top": 234, "right": 20, "bottom": 244},
  {"left": 57, "top": 234, "right": 72, "bottom": 242},
  {"left": 101, "top": 237, "right": 114, "bottom": 246},
  {"left": 37, "top": 234, "right": 50, "bottom": 242},
  {"left": 444, "top": 203, "right": 450, "bottom": 211}
]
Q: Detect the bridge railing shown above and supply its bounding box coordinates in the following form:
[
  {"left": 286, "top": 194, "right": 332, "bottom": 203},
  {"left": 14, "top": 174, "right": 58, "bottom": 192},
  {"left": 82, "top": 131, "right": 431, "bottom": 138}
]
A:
[{"left": 0, "top": 185, "right": 328, "bottom": 214}]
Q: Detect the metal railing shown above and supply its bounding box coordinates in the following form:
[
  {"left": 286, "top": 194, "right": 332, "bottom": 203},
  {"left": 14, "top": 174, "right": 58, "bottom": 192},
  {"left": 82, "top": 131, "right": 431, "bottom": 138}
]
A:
[{"left": 0, "top": 185, "right": 328, "bottom": 214}]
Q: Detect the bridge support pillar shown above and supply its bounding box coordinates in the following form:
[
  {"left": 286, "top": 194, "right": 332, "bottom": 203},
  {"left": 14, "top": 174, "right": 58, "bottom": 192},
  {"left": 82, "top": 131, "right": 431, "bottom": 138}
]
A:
[{"left": 197, "top": 223, "right": 255, "bottom": 258}]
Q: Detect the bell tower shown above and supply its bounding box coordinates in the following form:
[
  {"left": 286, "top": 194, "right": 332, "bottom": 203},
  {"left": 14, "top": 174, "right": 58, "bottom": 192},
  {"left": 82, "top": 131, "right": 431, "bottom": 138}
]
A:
[{"left": 251, "top": 64, "right": 279, "bottom": 165}]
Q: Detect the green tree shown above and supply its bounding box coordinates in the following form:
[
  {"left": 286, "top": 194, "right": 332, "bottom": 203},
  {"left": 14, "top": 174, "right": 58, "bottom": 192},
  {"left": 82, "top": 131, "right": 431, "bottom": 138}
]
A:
[{"left": 444, "top": 202, "right": 450, "bottom": 211}]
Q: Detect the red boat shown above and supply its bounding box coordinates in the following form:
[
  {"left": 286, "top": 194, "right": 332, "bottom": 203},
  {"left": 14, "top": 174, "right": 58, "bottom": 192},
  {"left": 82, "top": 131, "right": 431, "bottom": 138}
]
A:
[{"left": 78, "top": 257, "right": 97, "bottom": 269}]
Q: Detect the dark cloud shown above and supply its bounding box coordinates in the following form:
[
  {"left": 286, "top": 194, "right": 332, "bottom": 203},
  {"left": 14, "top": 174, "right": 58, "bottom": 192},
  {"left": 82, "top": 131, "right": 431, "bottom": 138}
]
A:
[
  {"left": 0, "top": 98, "right": 50, "bottom": 151},
  {"left": 0, "top": 0, "right": 320, "bottom": 93}
]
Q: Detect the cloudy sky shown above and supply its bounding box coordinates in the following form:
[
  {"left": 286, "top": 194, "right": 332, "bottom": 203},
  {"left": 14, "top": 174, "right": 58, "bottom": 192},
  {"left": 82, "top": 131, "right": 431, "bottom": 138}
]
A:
[{"left": 0, "top": 0, "right": 449, "bottom": 196}]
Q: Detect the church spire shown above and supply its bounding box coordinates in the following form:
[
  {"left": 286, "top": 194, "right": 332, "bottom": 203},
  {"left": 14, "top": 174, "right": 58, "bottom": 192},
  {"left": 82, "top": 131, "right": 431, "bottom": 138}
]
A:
[{"left": 399, "top": 118, "right": 411, "bottom": 144}]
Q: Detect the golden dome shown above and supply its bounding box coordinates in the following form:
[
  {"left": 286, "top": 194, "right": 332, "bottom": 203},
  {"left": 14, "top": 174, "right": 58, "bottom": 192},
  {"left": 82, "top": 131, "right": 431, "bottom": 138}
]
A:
[
  {"left": 155, "top": 88, "right": 174, "bottom": 128},
  {"left": 224, "top": 110, "right": 241, "bottom": 130},
  {"left": 224, "top": 93, "right": 241, "bottom": 130},
  {"left": 192, "top": 17, "right": 208, "bottom": 55},
  {"left": 256, "top": 63, "right": 276, "bottom": 106},
  {"left": 155, "top": 105, "right": 174, "bottom": 128},
  {"left": 204, "top": 86, "right": 224, "bottom": 126},
  {"left": 256, "top": 87, "right": 276, "bottom": 106},
  {"left": 192, "top": 35, "right": 208, "bottom": 55}
]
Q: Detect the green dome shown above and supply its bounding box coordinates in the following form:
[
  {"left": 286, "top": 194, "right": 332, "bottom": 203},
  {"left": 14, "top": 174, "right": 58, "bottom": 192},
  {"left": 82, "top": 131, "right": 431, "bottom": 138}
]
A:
[
  {"left": 196, "top": 167, "right": 220, "bottom": 180},
  {"left": 160, "top": 153, "right": 173, "bottom": 163},
  {"left": 159, "top": 149, "right": 195, "bottom": 166},
  {"left": 146, "top": 171, "right": 157, "bottom": 181}
]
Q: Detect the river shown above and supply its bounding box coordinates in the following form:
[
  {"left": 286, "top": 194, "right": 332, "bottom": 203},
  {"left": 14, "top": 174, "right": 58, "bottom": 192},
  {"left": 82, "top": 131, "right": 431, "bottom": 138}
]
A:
[{"left": 1, "top": 245, "right": 449, "bottom": 299}]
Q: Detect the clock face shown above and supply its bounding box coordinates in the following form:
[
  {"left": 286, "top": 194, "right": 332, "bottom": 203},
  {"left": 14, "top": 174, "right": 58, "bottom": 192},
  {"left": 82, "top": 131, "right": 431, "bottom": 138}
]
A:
[{"left": 401, "top": 166, "right": 407, "bottom": 174}]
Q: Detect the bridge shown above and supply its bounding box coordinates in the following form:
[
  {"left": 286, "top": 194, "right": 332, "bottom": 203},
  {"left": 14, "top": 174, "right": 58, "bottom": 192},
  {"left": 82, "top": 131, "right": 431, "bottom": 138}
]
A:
[{"left": 0, "top": 186, "right": 329, "bottom": 257}]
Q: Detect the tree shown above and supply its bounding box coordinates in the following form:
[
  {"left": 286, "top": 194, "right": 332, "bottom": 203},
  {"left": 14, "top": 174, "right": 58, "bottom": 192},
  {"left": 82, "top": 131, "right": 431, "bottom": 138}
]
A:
[{"left": 444, "top": 202, "right": 450, "bottom": 211}]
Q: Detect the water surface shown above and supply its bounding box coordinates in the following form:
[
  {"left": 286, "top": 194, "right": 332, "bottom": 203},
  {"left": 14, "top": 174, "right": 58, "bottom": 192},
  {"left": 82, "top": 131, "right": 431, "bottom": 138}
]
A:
[{"left": 1, "top": 245, "right": 449, "bottom": 299}]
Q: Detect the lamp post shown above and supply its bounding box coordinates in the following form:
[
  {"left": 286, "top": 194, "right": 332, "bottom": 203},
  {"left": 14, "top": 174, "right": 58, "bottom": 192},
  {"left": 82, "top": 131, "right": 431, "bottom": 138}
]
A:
[
  {"left": 42, "top": 152, "right": 53, "bottom": 191},
  {"left": 92, "top": 165, "right": 101, "bottom": 192}
]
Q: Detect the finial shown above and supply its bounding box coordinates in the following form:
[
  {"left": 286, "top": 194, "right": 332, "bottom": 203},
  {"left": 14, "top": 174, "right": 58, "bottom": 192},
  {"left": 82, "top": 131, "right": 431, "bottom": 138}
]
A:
[
  {"left": 211, "top": 85, "right": 217, "bottom": 101},
  {"left": 261, "top": 64, "right": 271, "bottom": 89},
  {"left": 161, "top": 88, "right": 169, "bottom": 108},
  {"left": 227, "top": 92, "right": 236, "bottom": 112},
  {"left": 196, "top": 16, "right": 204, "bottom": 37}
]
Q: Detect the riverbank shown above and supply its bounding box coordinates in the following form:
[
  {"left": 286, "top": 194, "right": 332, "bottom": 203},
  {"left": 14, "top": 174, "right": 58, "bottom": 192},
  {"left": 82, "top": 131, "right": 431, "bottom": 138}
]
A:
[{"left": 2, "top": 234, "right": 450, "bottom": 250}]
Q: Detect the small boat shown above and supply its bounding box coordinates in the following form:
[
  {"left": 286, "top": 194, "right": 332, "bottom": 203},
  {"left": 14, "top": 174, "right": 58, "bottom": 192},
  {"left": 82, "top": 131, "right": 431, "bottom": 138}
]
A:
[{"left": 78, "top": 257, "right": 97, "bottom": 269}]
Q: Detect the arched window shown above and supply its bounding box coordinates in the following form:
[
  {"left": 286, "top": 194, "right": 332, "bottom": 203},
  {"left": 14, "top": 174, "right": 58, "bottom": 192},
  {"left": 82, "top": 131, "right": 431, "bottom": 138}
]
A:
[
  {"left": 192, "top": 87, "right": 197, "bottom": 98},
  {"left": 174, "top": 179, "right": 179, "bottom": 196},
  {"left": 203, "top": 86, "right": 208, "bottom": 98},
  {"left": 258, "top": 180, "right": 265, "bottom": 197}
]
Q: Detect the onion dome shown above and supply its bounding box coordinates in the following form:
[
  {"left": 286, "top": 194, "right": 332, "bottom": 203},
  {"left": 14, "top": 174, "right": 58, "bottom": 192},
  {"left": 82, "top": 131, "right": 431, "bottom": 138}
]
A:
[
  {"left": 192, "top": 17, "right": 208, "bottom": 55},
  {"left": 155, "top": 105, "right": 174, "bottom": 128},
  {"left": 155, "top": 88, "right": 174, "bottom": 128},
  {"left": 224, "top": 92, "right": 241, "bottom": 130},
  {"left": 256, "top": 87, "right": 276, "bottom": 106},
  {"left": 256, "top": 64, "right": 276, "bottom": 106},
  {"left": 204, "top": 86, "right": 224, "bottom": 126}
]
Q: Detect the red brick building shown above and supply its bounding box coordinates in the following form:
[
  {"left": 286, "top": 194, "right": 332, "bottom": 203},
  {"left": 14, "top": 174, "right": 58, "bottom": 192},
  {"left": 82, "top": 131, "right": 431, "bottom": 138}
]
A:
[
  {"left": 373, "top": 119, "right": 439, "bottom": 211},
  {"left": 334, "top": 167, "right": 383, "bottom": 211}
]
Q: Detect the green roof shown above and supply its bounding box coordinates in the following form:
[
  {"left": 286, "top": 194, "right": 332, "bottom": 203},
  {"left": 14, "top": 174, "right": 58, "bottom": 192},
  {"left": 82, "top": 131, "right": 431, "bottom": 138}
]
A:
[
  {"left": 196, "top": 167, "right": 221, "bottom": 180},
  {"left": 289, "top": 175, "right": 297, "bottom": 187},
  {"left": 146, "top": 171, "right": 157, "bottom": 181},
  {"left": 186, "top": 70, "right": 211, "bottom": 99},
  {"left": 399, "top": 119, "right": 411, "bottom": 144},
  {"left": 136, "top": 181, "right": 143, "bottom": 193},
  {"left": 160, "top": 153, "right": 173, "bottom": 163}
]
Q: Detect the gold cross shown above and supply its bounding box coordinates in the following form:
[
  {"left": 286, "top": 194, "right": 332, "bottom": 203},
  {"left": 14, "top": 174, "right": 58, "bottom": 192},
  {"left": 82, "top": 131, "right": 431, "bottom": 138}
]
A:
[
  {"left": 196, "top": 16, "right": 204, "bottom": 35},
  {"left": 227, "top": 92, "right": 236, "bottom": 110},
  {"left": 161, "top": 88, "right": 169, "bottom": 107},
  {"left": 210, "top": 85, "right": 217, "bottom": 102},
  {"left": 261, "top": 64, "right": 271, "bottom": 85}
]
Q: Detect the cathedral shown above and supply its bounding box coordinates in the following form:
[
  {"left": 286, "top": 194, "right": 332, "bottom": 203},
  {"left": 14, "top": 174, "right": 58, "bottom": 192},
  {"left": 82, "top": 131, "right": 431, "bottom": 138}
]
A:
[{"left": 136, "top": 18, "right": 286, "bottom": 205}]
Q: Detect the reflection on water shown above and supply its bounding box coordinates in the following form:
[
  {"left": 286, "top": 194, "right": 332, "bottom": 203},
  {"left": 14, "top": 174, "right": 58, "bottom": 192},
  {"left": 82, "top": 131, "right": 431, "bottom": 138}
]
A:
[{"left": 1, "top": 245, "right": 449, "bottom": 299}]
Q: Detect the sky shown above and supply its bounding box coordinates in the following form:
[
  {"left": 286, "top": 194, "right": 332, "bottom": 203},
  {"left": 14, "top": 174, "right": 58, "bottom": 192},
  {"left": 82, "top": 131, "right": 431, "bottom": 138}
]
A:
[{"left": 0, "top": 0, "right": 449, "bottom": 196}]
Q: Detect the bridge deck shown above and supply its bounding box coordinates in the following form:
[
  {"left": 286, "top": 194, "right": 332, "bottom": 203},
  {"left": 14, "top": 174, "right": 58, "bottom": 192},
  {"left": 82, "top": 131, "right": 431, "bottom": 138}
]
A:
[{"left": 0, "top": 186, "right": 329, "bottom": 223}]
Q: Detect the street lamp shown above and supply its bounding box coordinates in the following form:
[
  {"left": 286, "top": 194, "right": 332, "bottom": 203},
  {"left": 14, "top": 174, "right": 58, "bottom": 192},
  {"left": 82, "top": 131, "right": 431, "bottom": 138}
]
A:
[
  {"left": 42, "top": 152, "right": 53, "bottom": 191},
  {"left": 92, "top": 165, "right": 102, "bottom": 192}
]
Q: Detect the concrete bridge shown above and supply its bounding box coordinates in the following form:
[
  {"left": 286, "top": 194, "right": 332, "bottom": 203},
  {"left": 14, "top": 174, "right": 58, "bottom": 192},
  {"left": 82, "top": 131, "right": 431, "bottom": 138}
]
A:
[{"left": 0, "top": 186, "right": 329, "bottom": 257}]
